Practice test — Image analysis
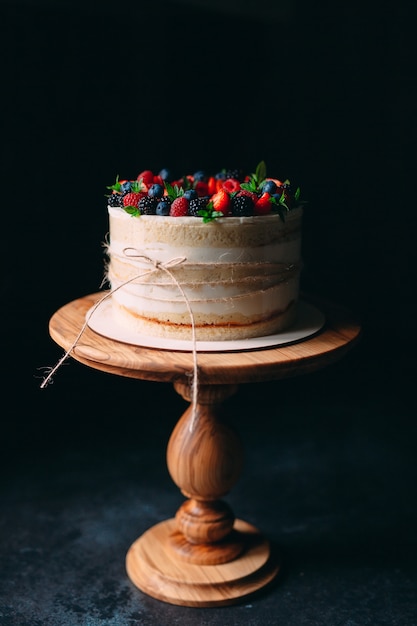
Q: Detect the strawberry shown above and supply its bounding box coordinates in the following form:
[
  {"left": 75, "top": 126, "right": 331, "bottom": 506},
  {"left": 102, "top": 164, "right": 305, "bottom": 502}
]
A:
[
  {"left": 136, "top": 170, "right": 154, "bottom": 188},
  {"left": 207, "top": 176, "right": 218, "bottom": 195},
  {"left": 194, "top": 180, "right": 209, "bottom": 197},
  {"left": 170, "top": 196, "right": 189, "bottom": 217},
  {"left": 254, "top": 192, "right": 273, "bottom": 215},
  {"left": 211, "top": 188, "right": 231, "bottom": 216},
  {"left": 152, "top": 174, "right": 164, "bottom": 186},
  {"left": 123, "top": 192, "right": 142, "bottom": 208}
]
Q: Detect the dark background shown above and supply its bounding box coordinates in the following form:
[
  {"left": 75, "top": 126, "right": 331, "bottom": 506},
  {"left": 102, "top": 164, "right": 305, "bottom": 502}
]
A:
[{"left": 1, "top": 1, "right": 416, "bottom": 624}]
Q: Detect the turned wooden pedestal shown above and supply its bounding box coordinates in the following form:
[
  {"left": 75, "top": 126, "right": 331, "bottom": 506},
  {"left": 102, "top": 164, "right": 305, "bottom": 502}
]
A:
[{"left": 48, "top": 293, "right": 361, "bottom": 607}]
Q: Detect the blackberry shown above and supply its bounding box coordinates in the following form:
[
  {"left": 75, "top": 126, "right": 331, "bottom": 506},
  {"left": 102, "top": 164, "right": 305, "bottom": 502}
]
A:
[
  {"left": 188, "top": 196, "right": 209, "bottom": 217},
  {"left": 138, "top": 195, "right": 158, "bottom": 215},
  {"left": 231, "top": 193, "right": 254, "bottom": 217},
  {"left": 108, "top": 193, "right": 124, "bottom": 207},
  {"left": 225, "top": 168, "right": 244, "bottom": 182}
]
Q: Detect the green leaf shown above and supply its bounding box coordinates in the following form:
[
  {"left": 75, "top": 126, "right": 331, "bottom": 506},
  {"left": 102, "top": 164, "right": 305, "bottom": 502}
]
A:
[
  {"left": 181, "top": 176, "right": 192, "bottom": 191},
  {"left": 255, "top": 160, "right": 267, "bottom": 183},
  {"left": 131, "top": 180, "right": 144, "bottom": 193},
  {"left": 165, "top": 181, "right": 184, "bottom": 200},
  {"left": 279, "top": 194, "right": 289, "bottom": 210},
  {"left": 123, "top": 205, "right": 141, "bottom": 217},
  {"left": 240, "top": 180, "right": 257, "bottom": 193},
  {"left": 198, "top": 203, "right": 224, "bottom": 223},
  {"left": 106, "top": 175, "right": 122, "bottom": 193}
]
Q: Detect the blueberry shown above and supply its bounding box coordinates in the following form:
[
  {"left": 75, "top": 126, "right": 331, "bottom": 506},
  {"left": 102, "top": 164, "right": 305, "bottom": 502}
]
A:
[
  {"left": 193, "top": 170, "right": 206, "bottom": 182},
  {"left": 158, "top": 168, "right": 172, "bottom": 181},
  {"left": 215, "top": 171, "right": 226, "bottom": 180},
  {"left": 260, "top": 180, "right": 277, "bottom": 194},
  {"left": 156, "top": 199, "right": 171, "bottom": 216},
  {"left": 148, "top": 183, "right": 164, "bottom": 198},
  {"left": 272, "top": 191, "right": 283, "bottom": 203},
  {"left": 121, "top": 181, "right": 132, "bottom": 194},
  {"left": 184, "top": 189, "right": 198, "bottom": 200}
]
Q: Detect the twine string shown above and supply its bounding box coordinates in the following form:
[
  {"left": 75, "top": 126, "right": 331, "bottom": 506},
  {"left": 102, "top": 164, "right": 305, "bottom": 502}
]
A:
[{"left": 40, "top": 250, "right": 200, "bottom": 430}]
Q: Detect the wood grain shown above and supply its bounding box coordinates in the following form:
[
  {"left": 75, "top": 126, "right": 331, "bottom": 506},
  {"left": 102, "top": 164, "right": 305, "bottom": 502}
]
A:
[
  {"left": 48, "top": 291, "right": 361, "bottom": 607},
  {"left": 48, "top": 292, "right": 361, "bottom": 386},
  {"left": 125, "top": 518, "right": 280, "bottom": 607}
]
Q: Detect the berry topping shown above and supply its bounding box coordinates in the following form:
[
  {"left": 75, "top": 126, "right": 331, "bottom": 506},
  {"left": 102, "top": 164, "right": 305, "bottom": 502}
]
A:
[
  {"left": 158, "top": 168, "right": 172, "bottom": 182},
  {"left": 222, "top": 178, "right": 241, "bottom": 194},
  {"left": 106, "top": 162, "right": 302, "bottom": 222},
  {"left": 183, "top": 188, "right": 198, "bottom": 201},
  {"left": 121, "top": 181, "right": 132, "bottom": 194},
  {"left": 137, "top": 170, "right": 154, "bottom": 187},
  {"left": 156, "top": 198, "right": 172, "bottom": 216},
  {"left": 123, "top": 192, "right": 142, "bottom": 209},
  {"left": 231, "top": 192, "right": 255, "bottom": 217},
  {"left": 188, "top": 196, "right": 209, "bottom": 217},
  {"left": 260, "top": 179, "right": 278, "bottom": 195},
  {"left": 170, "top": 196, "right": 189, "bottom": 217},
  {"left": 207, "top": 176, "right": 219, "bottom": 195},
  {"left": 210, "top": 187, "right": 231, "bottom": 216},
  {"left": 254, "top": 192, "right": 273, "bottom": 215},
  {"left": 148, "top": 183, "right": 164, "bottom": 198},
  {"left": 194, "top": 180, "right": 209, "bottom": 197},
  {"left": 193, "top": 170, "right": 206, "bottom": 182},
  {"left": 108, "top": 193, "right": 124, "bottom": 207},
  {"left": 138, "top": 196, "right": 158, "bottom": 215}
]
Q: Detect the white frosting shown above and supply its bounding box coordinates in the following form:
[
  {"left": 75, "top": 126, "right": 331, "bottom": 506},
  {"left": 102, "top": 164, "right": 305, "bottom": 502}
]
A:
[{"left": 106, "top": 205, "right": 303, "bottom": 339}]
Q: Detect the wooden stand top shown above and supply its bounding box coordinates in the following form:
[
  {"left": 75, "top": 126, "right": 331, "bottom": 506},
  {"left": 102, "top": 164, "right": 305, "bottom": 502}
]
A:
[{"left": 48, "top": 292, "right": 361, "bottom": 386}]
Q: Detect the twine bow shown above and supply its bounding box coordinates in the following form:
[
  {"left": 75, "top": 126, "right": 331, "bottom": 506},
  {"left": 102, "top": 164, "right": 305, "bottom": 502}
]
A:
[{"left": 40, "top": 249, "right": 200, "bottom": 430}]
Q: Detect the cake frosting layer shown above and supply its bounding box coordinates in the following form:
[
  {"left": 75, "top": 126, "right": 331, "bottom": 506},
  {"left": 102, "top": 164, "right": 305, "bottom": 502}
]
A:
[{"left": 106, "top": 207, "right": 303, "bottom": 341}]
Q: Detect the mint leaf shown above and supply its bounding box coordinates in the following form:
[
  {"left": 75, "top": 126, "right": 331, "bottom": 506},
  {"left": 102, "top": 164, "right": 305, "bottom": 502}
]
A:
[
  {"left": 165, "top": 181, "right": 184, "bottom": 200},
  {"left": 123, "top": 205, "right": 141, "bottom": 217},
  {"left": 198, "top": 203, "right": 224, "bottom": 223},
  {"left": 255, "top": 160, "right": 267, "bottom": 184},
  {"left": 106, "top": 175, "right": 122, "bottom": 193}
]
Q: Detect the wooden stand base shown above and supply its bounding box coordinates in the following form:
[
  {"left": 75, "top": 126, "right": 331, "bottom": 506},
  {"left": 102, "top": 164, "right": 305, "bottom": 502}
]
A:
[
  {"left": 48, "top": 294, "right": 361, "bottom": 608},
  {"left": 125, "top": 518, "right": 279, "bottom": 607}
]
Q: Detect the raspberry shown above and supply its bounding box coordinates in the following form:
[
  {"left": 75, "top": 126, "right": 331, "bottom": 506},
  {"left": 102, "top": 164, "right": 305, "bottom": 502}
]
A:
[
  {"left": 123, "top": 192, "right": 142, "bottom": 208},
  {"left": 170, "top": 196, "right": 189, "bottom": 217},
  {"left": 222, "top": 178, "right": 240, "bottom": 193}
]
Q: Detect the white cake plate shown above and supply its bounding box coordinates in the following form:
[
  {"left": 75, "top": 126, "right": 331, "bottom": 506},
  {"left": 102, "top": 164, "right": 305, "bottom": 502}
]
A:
[{"left": 85, "top": 299, "right": 325, "bottom": 353}]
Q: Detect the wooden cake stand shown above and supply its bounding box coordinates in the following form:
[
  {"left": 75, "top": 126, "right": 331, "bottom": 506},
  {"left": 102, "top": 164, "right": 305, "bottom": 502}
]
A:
[{"left": 48, "top": 292, "right": 361, "bottom": 607}]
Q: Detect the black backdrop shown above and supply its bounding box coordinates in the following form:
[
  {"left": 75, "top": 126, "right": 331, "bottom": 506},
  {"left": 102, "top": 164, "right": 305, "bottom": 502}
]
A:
[
  {"left": 1, "top": 0, "right": 415, "bottom": 470},
  {"left": 1, "top": 1, "right": 417, "bottom": 623}
]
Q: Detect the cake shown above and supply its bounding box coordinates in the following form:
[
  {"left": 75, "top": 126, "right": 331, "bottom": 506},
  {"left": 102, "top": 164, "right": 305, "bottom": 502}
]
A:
[{"left": 104, "top": 162, "right": 303, "bottom": 342}]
